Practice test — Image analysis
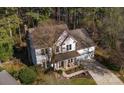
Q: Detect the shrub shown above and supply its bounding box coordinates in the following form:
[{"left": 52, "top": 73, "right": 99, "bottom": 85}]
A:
[
  {"left": 19, "top": 67, "right": 37, "bottom": 84},
  {"left": 100, "top": 59, "right": 120, "bottom": 71},
  {"left": 79, "top": 65, "right": 84, "bottom": 69},
  {"left": 11, "top": 70, "right": 19, "bottom": 80},
  {"left": 29, "top": 66, "right": 37, "bottom": 72},
  {"left": 56, "top": 70, "right": 63, "bottom": 74}
]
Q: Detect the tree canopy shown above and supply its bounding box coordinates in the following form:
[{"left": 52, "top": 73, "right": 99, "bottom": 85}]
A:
[{"left": 0, "top": 7, "right": 124, "bottom": 65}]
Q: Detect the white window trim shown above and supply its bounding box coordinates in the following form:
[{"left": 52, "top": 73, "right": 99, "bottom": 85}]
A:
[
  {"left": 66, "top": 44, "right": 72, "bottom": 51},
  {"left": 56, "top": 46, "right": 60, "bottom": 53}
]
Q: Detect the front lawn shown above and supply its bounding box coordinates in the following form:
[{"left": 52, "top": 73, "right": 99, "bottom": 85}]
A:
[
  {"left": 68, "top": 78, "right": 96, "bottom": 85},
  {"left": 32, "top": 66, "right": 96, "bottom": 85}
]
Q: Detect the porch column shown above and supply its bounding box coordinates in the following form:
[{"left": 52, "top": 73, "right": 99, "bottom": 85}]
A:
[
  {"left": 63, "top": 60, "right": 66, "bottom": 69},
  {"left": 66, "top": 60, "right": 69, "bottom": 69},
  {"left": 71, "top": 58, "right": 74, "bottom": 67},
  {"left": 44, "top": 62, "right": 47, "bottom": 69},
  {"left": 64, "top": 60, "right": 68, "bottom": 69},
  {"left": 77, "top": 59, "right": 80, "bottom": 66},
  {"left": 54, "top": 63, "right": 57, "bottom": 70},
  {"left": 57, "top": 62, "right": 59, "bottom": 70}
]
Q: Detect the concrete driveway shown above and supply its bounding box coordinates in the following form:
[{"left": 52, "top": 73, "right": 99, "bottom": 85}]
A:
[{"left": 82, "top": 60, "right": 123, "bottom": 85}]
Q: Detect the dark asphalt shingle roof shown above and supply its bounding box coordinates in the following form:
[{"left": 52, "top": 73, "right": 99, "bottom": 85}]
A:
[
  {"left": 69, "top": 29, "right": 95, "bottom": 49},
  {"left": 54, "top": 51, "right": 80, "bottom": 62},
  {"left": 28, "top": 21, "right": 95, "bottom": 49},
  {"left": 29, "top": 24, "right": 69, "bottom": 48}
]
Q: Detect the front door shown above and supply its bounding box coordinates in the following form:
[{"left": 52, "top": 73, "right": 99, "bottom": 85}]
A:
[
  {"left": 61, "top": 61, "right": 64, "bottom": 68},
  {"left": 43, "top": 62, "right": 47, "bottom": 69}
]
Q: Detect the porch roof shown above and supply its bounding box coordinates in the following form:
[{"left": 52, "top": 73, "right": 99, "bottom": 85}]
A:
[{"left": 54, "top": 51, "right": 80, "bottom": 62}]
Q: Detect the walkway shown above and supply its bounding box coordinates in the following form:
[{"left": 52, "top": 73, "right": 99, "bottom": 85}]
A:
[
  {"left": 82, "top": 60, "right": 123, "bottom": 85},
  {"left": 62, "top": 70, "right": 87, "bottom": 79}
]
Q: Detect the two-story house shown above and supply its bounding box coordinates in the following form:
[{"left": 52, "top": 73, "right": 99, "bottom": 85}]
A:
[{"left": 26, "top": 23, "right": 95, "bottom": 70}]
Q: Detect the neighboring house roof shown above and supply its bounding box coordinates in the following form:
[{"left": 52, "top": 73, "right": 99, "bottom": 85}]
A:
[
  {"left": 54, "top": 51, "right": 80, "bottom": 62},
  {"left": 29, "top": 24, "right": 69, "bottom": 48},
  {"left": 68, "top": 29, "right": 95, "bottom": 49},
  {"left": 0, "top": 70, "right": 19, "bottom": 85}
]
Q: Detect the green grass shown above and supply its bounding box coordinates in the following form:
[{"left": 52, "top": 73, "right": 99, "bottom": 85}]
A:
[
  {"left": 43, "top": 77, "right": 96, "bottom": 85},
  {"left": 67, "top": 78, "right": 96, "bottom": 85}
]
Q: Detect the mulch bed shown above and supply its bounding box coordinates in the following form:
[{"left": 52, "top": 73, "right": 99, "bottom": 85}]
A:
[{"left": 70, "top": 71, "right": 93, "bottom": 79}]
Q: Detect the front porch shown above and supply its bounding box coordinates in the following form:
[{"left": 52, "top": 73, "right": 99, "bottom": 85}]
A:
[{"left": 53, "top": 57, "right": 82, "bottom": 71}]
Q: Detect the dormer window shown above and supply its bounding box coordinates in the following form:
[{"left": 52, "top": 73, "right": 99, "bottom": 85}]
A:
[{"left": 66, "top": 44, "right": 72, "bottom": 51}]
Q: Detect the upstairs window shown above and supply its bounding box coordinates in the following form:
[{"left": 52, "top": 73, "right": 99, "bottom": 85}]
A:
[
  {"left": 41, "top": 49, "right": 45, "bottom": 55},
  {"left": 56, "top": 46, "right": 59, "bottom": 53},
  {"left": 45, "top": 48, "right": 48, "bottom": 54},
  {"left": 66, "top": 44, "right": 72, "bottom": 51},
  {"left": 41, "top": 48, "right": 49, "bottom": 55}
]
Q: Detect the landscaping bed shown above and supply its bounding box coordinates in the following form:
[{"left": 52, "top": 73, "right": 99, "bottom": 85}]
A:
[
  {"left": 70, "top": 71, "right": 93, "bottom": 79},
  {"left": 65, "top": 65, "right": 84, "bottom": 74}
]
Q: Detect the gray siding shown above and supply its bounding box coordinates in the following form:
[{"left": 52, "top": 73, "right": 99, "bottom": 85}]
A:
[{"left": 26, "top": 31, "right": 37, "bottom": 65}]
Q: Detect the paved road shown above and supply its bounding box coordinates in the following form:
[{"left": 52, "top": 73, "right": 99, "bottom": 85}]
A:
[{"left": 82, "top": 60, "right": 123, "bottom": 85}]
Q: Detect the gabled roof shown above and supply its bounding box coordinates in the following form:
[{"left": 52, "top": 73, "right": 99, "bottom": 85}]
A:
[
  {"left": 28, "top": 22, "right": 95, "bottom": 49},
  {"left": 0, "top": 70, "right": 19, "bottom": 85},
  {"left": 29, "top": 24, "right": 69, "bottom": 48},
  {"left": 68, "top": 29, "right": 95, "bottom": 49}
]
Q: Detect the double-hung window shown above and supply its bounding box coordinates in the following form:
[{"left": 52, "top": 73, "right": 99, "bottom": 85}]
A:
[
  {"left": 66, "top": 44, "right": 72, "bottom": 51},
  {"left": 41, "top": 48, "right": 49, "bottom": 55}
]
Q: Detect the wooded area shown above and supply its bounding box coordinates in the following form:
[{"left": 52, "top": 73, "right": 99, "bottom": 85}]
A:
[{"left": 0, "top": 7, "right": 124, "bottom": 70}]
